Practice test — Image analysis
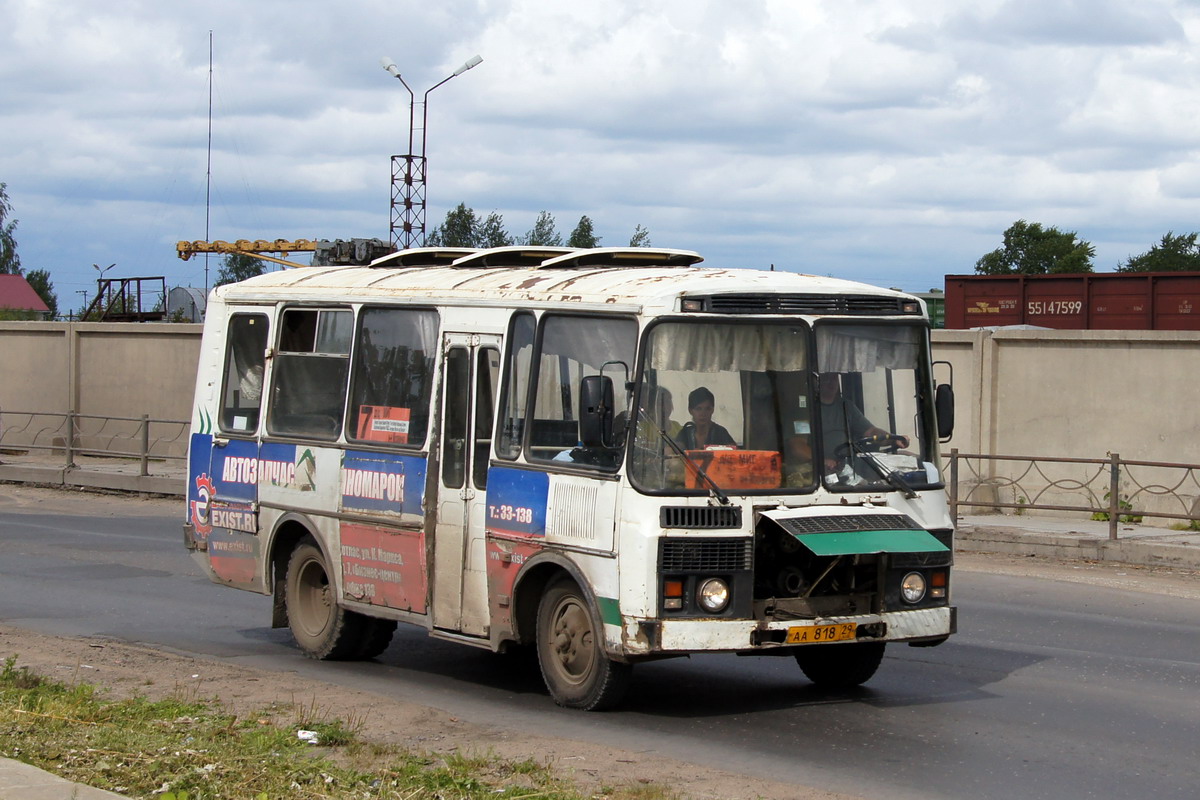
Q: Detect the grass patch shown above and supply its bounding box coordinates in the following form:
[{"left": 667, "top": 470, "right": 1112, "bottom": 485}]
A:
[{"left": 0, "top": 655, "right": 681, "bottom": 799}]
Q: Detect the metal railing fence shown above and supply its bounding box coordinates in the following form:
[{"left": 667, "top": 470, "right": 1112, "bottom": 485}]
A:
[
  {"left": 948, "top": 449, "right": 1200, "bottom": 540},
  {"left": 0, "top": 408, "right": 188, "bottom": 476},
  {"left": 6, "top": 410, "right": 1200, "bottom": 537}
]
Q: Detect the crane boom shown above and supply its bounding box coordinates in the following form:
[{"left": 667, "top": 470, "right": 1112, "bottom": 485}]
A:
[
  {"left": 176, "top": 239, "right": 317, "bottom": 268},
  {"left": 176, "top": 238, "right": 393, "bottom": 267}
]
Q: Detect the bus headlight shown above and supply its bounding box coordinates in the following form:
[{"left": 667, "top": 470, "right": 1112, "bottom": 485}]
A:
[
  {"left": 697, "top": 578, "right": 730, "bottom": 613},
  {"left": 900, "top": 572, "right": 927, "bottom": 604}
]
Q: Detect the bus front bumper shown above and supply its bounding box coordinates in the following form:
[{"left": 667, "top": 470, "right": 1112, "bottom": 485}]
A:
[{"left": 625, "top": 606, "right": 956, "bottom": 655}]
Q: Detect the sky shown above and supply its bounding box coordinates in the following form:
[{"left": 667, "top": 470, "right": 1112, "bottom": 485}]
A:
[{"left": 3, "top": 0, "right": 1200, "bottom": 314}]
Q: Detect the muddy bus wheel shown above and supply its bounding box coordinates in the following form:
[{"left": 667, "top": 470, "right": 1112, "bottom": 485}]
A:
[
  {"left": 536, "top": 577, "right": 631, "bottom": 710},
  {"left": 355, "top": 617, "right": 397, "bottom": 660},
  {"left": 794, "top": 641, "right": 886, "bottom": 688},
  {"left": 285, "top": 539, "right": 365, "bottom": 660}
]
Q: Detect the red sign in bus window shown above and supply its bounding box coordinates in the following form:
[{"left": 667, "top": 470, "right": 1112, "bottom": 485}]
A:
[{"left": 357, "top": 405, "right": 411, "bottom": 444}]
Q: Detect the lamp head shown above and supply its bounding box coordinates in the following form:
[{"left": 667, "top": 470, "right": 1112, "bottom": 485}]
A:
[
  {"left": 452, "top": 54, "right": 483, "bottom": 77},
  {"left": 380, "top": 56, "right": 402, "bottom": 79}
]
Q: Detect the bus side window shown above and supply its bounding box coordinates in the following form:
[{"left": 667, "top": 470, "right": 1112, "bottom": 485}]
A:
[
  {"left": 346, "top": 307, "right": 439, "bottom": 448},
  {"left": 497, "top": 313, "right": 536, "bottom": 459},
  {"left": 266, "top": 308, "right": 352, "bottom": 440},
  {"left": 528, "top": 314, "right": 637, "bottom": 469},
  {"left": 219, "top": 313, "right": 270, "bottom": 434}
]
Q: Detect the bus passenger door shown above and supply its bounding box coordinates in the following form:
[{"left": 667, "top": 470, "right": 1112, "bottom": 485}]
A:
[{"left": 433, "top": 334, "right": 501, "bottom": 636}]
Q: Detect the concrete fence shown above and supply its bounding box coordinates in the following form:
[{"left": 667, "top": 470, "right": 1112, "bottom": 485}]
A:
[
  {"left": 932, "top": 328, "right": 1200, "bottom": 525},
  {"left": 0, "top": 321, "right": 202, "bottom": 424}
]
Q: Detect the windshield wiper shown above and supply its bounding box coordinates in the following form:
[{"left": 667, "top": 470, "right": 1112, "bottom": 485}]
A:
[
  {"left": 845, "top": 437, "right": 918, "bottom": 499},
  {"left": 637, "top": 407, "right": 730, "bottom": 505}
]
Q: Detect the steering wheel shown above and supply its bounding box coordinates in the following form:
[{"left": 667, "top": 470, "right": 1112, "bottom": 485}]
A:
[{"left": 835, "top": 434, "right": 902, "bottom": 459}]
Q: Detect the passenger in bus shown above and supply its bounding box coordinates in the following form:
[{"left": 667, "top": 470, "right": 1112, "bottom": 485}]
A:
[
  {"left": 675, "top": 386, "right": 736, "bottom": 450},
  {"left": 637, "top": 385, "right": 682, "bottom": 442},
  {"left": 791, "top": 373, "right": 908, "bottom": 471}
]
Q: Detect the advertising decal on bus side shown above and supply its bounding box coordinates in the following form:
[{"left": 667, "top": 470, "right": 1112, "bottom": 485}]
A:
[
  {"left": 340, "top": 450, "right": 425, "bottom": 517},
  {"left": 485, "top": 467, "right": 549, "bottom": 537},
  {"left": 339, "top": 521, "right": 426, "bottom": 612}
]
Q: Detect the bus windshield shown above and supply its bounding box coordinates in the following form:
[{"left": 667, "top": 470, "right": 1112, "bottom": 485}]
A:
[{"left": 629, "top": 320, "right": 939, "bottom": 495}]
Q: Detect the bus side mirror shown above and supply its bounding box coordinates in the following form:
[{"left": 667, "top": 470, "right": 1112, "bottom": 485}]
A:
[
  {"left": 935, "top": 383, "right": 954, "bottom": 440},
  {"left": 579, "top": 375, "right": 615, "bottom": 447}
]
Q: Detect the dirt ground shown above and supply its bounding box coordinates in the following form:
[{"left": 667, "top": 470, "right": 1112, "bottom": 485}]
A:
[
  {"left": 0, "top": 624, "right": 855, "bottom": 800},
  {"left": 0, "top": 485, "right": 854, "bottom": 800}
]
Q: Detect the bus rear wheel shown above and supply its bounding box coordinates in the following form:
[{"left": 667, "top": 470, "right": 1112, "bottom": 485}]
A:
[
  {"left": 285, "top": 539, "right": 377, "bottom": 660},
  {"left": 536, "top": 577, "right": 631, "bottom": 711},
  {"left": 794, "top": 641, "right": 886, "bottom": 688}
]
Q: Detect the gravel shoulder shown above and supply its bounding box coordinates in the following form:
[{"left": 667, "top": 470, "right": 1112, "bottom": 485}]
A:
[{"left": 0, "top": 623, "right": 854, "bottom": 800}]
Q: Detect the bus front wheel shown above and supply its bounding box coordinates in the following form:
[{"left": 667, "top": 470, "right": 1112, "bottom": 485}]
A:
[
  {"left": 794, "top": 641, "right": 886, "bottom": 688},
  {"left": 285, "top": 539, "right": 380, "bottom": 660},
  {"left": 536, "top": 577, "right": 631, "bottom": 710}
]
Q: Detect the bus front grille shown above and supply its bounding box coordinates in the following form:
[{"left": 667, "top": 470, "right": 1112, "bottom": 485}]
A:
[
  {"left": 660, "top": 538, "right": 753, "bottom": 572},
  {"left": 699, "top": 294, "right": 914, "bottom": 316},
  {"left": 659, "top": 505, "right": 743, "bottom": 529},
  {"left": 775, "top": 513, "right": 921, "bottom": 535}
]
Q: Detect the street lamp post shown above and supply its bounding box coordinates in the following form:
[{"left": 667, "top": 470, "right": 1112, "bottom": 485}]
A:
[{"left": 380, "top": 54, "right": 483, "bottom": 249}]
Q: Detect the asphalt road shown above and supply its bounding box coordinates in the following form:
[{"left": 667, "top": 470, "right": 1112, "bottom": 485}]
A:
[{"left": 1, "top": 491, "right": 1197, "bottom": 800}]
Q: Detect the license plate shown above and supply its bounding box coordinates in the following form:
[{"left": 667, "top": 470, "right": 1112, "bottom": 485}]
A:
[{"left": 785, "top": 623, "right": 857, "bottom": 644}]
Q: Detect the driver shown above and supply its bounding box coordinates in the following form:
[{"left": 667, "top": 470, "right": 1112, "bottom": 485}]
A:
[{"left": 793, "top": 373, "right": 909, "bottom": 472}]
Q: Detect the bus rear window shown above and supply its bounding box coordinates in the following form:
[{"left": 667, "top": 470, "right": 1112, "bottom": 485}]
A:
[{"left": 219, "top": 313, "right": 269, "bottom": 434}]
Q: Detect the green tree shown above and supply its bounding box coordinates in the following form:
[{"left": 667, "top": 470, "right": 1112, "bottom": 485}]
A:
[
  {"left": 522, "top": 211, "right": 562, "bottom": 246},
  {"left": 426, "top": 203, "right": 481, "bottom": 247},
  {"left": 1, "top": 182, "right": 22, "bottom": 275},
  {"left": 24, "top": 268, "right": 58, "bottom": 319},
  {"left": 214, "top": 253, "right": 265, "bottom": 287},
  {"left": 975, "top": 220, "right": 1094, "bottom": 275},
  {"left": 628, "top": 224, "right": 651, "bottom": 248},
  {"left": 479, "top": 211, "right": 514, "bottom": 248},
  {"left": 1117, "top": 232, "right": 1200, "bottom": 272},
  {"left": 567, "top": 215, "right": 601, "bottom": 248}
]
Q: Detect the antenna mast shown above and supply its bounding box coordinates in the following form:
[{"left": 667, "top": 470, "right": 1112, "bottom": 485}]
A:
[{"left": 204, "top": 31, "right": 213, "bottom": 292}]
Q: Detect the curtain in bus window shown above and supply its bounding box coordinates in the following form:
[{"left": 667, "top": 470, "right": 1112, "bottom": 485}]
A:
[
  {"left": 646, "top": 324, "right": 809, "bottom": 372},
  {"left": 220, "top": 314, "right": 269, "bottom": 434},
  {"left": 347, "top": 308, "right": 439, "bottom": 448},
  {"left": 529, "top": 315, "right": 635, "bottom": 467},
  {"left": 816, "top": 325, "right": 920, "bottom": 373}
]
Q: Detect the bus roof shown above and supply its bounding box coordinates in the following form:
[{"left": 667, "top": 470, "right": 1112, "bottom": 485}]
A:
[
  {"left": 217, "top": 247, "right": 919, "bottom": 316},
  {"left": 369, "top": 247, "right": 478, "bottom": 268}
]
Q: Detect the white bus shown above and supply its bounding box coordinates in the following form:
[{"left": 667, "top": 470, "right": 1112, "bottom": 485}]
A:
[{"left": 184, "top": 246, "right": 956, "bottom": 710}]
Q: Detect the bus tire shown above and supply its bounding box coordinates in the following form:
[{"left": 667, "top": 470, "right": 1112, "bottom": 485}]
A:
[
  {"left": 355, "top": 618, "right": 398, "bottom": 660},
  {"left": 285, "top": 539, "right": 365, "bottom": 660},
  {"left": 794, "top": 641, "right": 886, "bottom": 688},
  {"left": 536, "top": 576, "right": 631, "bottom": 711}
]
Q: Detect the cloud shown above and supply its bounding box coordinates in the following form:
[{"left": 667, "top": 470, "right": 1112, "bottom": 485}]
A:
[
  {"left": 3, "top": 0, "right": 1200, "bottom": 306},
  {"left": 943, "top": 0, "right": 1186, "bottom": 47}
]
